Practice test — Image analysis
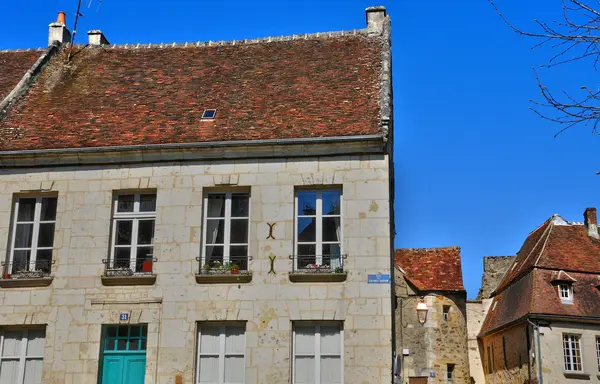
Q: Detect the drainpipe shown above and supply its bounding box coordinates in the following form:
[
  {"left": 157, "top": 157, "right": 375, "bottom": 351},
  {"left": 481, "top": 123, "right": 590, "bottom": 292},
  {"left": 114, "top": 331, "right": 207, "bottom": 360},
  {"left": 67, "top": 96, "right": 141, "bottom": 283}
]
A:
[{"left": 527, "top": 320, "right": 543, "bottom": 384}]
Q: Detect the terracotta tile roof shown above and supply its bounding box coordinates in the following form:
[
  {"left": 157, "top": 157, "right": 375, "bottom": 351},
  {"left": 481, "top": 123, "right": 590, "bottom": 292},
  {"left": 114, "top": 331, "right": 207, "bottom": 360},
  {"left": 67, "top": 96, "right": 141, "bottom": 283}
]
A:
[
  {"left": 480, "top": 211, "right": 600, "bottom": 336},
  {"left": 394, "top": 246, "right": 465, "bottom": 291},
  {"left": 0, "top": 34, "right": 385, "bottom": 151},
  {"left": 0, "top": 51, "right": 43, "bottom": 101}
]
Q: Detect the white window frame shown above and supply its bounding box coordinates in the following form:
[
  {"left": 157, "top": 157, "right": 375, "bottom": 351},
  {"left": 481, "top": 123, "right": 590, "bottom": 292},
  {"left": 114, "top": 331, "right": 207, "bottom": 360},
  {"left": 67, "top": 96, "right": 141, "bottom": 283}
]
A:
[
  {"left": 294, "top": 189, "right": 343, "bottom": 266},
  {"left": 596, "top": 336, "right": 600, "bottom": 372},
  {"left": 111, "top": 193, "right": 156, "bottom": 272},
  {"left": 559, "top": 283, "right": 573, "bottom": 303},
  {"left": 563, "top": 334, "right": 583, "bottom": 373},
  {"left": 0, "top": 329, "right": 45, "bottom": 384},
  {"left": 201, "top": 192, "right": 250, "bottom": 266},
  {"left": 196, "top": 324, "right": 246, "bottom": 384},
  {"left": 9, "top": 196, "right": 57, "bottom": 271},
  {"left": 292, "top": 323, "right": 344, "bottom": 384}
]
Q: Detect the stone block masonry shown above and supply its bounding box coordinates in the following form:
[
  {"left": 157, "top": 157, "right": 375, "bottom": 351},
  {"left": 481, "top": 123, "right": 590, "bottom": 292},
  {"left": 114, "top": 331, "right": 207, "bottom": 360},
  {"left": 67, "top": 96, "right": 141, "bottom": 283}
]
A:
[{"left": 0, "top": 154, "right": 392, "bottom": 384}]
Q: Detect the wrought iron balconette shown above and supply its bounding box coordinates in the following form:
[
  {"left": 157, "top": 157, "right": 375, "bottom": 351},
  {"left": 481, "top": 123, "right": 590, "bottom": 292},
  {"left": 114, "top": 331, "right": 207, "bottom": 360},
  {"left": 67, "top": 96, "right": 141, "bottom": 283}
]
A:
[{"left": 288, "top": 254, "right": 348, "bottom": 282}]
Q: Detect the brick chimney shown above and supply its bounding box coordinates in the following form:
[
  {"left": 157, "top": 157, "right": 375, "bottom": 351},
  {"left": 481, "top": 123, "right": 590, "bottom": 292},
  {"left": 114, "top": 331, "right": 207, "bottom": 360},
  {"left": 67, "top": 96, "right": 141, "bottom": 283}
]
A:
[
  {"left": 584, "top": 207, "right": 599, "bottom": 240},
  {"left": 88, "top": 30, "right": 110, "bottom": 46},
  {"left": 48, "top": 12, "right": 71, "bottom": 46},
  {"left": 366, "top": 6, "right": 387, "bottom": 34}
]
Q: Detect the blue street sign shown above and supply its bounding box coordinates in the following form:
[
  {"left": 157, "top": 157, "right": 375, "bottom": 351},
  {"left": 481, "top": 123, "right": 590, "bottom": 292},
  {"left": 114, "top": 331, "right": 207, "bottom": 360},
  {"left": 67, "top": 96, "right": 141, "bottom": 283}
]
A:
[
  {"left": 368, "top": 274, "right": 390, "bottom": 284},
  {"left": 119, "top": 313, "right": 129, "bottom": 321}
]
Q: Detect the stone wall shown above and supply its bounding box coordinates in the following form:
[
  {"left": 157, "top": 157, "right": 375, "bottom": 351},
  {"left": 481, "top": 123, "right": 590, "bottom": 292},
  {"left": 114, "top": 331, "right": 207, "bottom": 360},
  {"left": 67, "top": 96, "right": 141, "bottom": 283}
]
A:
[
  {"left": 0, "top": 154, "right": 392, "bottom": 384},
  {"left": 476, "top": 256, "right": 514, "bottom": 300},
  {"left": 395, "top": 272, "right": 470, "bottom": 383},
  {"left": 465, "top": 299, "right": 492, "bottom": 384},
  {"left": 480, "top": 323, "right": 535, "bottom": 384}
]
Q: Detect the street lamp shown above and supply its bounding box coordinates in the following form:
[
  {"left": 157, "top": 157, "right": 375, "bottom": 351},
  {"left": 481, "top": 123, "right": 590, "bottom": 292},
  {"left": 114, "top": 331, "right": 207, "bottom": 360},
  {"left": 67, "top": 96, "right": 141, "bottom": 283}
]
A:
[{"left": 416, "top": 300, "right": 428, "bottom": 324}]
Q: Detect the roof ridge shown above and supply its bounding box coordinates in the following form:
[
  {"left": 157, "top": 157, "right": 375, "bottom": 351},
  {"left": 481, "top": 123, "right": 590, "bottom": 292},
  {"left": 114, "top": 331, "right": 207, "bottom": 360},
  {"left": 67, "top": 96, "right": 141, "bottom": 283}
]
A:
[
  {"left": 533, "top": 219, "right": 555, "bottom": 266},
  {"left": 68, "top": 28, "right": 370, "bottom": 50},
  {"left": 0, "top": 48, "right": 46, "bottom": 53}
]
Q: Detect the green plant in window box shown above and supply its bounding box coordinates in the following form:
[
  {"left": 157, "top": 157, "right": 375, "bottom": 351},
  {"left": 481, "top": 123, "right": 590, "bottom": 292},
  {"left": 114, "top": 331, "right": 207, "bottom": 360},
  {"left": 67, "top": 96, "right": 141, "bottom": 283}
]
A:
[{"left": 334, "top": 267, "right": 343, "bottom": 274}]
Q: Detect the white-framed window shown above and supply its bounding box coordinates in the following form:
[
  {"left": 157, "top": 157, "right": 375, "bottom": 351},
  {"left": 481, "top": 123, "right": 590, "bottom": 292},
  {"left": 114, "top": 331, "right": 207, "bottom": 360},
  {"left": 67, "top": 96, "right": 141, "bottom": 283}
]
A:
[
  {"left": 9, "top": 196, "right": 57, "bottom": 275},
  {"left": 0, "top": 329, "right": 45, "bottom": 384},
  {"left": 563, "top": 334, "right": 583, "bottom": 372},
  {"left": 559, "top": 283, "right": 573, "bottom": 303},
  {"left": 596, "top": 336, "right": 600, "bottom": 372},
  {"left": 295, "top": 190, "right": 342, "bottom": 270},
  {"left": 202, "top": 192, "right": 250, "bottom": 270},
  {"left": 196, "top": 324, "right": 245, "bottom": 384},
  {"left": 293, "top": 323, "right": 343, "bottom": 384},
  {"left": 110, "top": 193, "right": 156, "bottom": 273}
]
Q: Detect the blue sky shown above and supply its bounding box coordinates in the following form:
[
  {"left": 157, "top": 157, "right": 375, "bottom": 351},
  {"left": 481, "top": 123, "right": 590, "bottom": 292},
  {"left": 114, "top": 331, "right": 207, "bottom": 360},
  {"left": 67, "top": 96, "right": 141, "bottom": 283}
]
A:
[{"left": 1, "top": 1, "right": 597, "bottom": 298}]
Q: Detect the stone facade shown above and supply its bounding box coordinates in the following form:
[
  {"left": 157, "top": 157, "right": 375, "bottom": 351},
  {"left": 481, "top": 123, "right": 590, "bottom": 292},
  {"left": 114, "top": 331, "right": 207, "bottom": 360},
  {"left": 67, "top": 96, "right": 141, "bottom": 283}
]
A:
[
  {"left": 475, "top": 256, "right": 514, "bottom": 300},
  {"left": 0, "top": 154, "right": 393, "bottom": 384},
  {"left": 395, "top": 270, "right": 470, "bottom": 384},
  {"left": 465, "top": 299, "right": 491, "bottom": 384}
]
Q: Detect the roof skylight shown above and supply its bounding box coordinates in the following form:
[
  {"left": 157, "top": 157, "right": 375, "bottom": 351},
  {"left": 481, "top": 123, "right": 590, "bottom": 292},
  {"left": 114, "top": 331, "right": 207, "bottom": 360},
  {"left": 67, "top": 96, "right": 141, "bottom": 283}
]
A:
[{"left": 202, "top": 109, "right": 217, "bottom": 120}]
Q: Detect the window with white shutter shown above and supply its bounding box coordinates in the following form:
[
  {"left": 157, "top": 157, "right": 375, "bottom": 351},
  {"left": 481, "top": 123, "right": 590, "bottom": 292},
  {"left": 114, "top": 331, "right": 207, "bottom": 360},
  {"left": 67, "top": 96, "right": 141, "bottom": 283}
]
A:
[
  {"left": 293, "top": 323, "right": 343, "bottom": 384},
  {"left": 0, "top": 329, "right": 45, "bottom": 384},
  {"left": 196, "top": 324, "right": 245, "bottom": 384}
]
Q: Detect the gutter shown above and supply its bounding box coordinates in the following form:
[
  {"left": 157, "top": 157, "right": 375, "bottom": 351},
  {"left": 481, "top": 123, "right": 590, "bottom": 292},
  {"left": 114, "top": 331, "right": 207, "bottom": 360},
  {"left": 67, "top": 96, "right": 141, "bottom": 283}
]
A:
[{"left": 527, "top": 319, "right": 543, "bottom": 384}]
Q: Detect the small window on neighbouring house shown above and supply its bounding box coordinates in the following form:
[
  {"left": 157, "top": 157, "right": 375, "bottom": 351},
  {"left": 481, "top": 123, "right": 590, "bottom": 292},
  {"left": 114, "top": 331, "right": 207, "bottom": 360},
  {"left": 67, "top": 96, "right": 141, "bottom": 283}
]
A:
[
  {"left": 559, "top": 283, "right": 573, "bottom": 303},
  {"left": 443, "top": 305, "right": 451, "bottom": 321},
  {"left": 596, "top": 336, "right": 600, "bottom": 372},
  {"left": 202, "top": 109, "right": 217, "bottom": 120},
  {"left": 446, "top": 364, "right": 455, "bottom": 381}
]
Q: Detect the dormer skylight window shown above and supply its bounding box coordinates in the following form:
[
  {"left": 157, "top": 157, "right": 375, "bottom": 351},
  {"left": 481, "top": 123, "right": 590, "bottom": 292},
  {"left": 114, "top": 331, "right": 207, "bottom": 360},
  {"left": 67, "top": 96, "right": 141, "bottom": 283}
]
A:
[
  {"left": 202, "top": 109, "right": 217, "bottom": 120},
  {"left": 559, "top": 283, "right": 573, "bottom": 303}
]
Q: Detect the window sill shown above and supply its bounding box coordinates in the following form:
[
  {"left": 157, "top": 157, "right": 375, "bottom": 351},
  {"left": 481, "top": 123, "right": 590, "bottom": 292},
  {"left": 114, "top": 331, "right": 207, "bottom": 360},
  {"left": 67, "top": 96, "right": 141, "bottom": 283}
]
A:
[
  {"left": 0, "top": 277, "right": 53, "bottom": 288},
  {"left": 101, "top": 275, "right": 156, "bottom": 286},
  {"left": 289, "top": 272, "right": 347, "bottom": 283},
  {"left": 195, "top": 273, "right": 253, "bottom": 284},
  {"left": 564, "top": 372, "right": 589, "bottom": 379}
]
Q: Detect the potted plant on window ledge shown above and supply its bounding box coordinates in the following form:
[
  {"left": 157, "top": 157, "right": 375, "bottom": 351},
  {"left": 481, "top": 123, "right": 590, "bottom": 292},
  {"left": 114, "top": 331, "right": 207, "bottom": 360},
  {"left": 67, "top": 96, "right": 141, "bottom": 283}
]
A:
[{"left": 230, "top": 263, "right": 240, "bottom": 275}]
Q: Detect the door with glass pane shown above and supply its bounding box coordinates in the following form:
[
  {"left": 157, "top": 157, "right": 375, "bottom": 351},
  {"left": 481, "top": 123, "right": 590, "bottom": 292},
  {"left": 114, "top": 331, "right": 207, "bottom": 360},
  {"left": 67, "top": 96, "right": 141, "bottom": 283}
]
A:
[
  {"left": 0, "top": 329, "right": 45, "bottom": 384},
  {"left": 101, "top": 325, "right": 147, "bottom": 384},
  {"left": 293, "top": 324, "right": 343, "bottom": 384},
  {"left": 196, "top": 324, "right": 245, "bottom": 384}
]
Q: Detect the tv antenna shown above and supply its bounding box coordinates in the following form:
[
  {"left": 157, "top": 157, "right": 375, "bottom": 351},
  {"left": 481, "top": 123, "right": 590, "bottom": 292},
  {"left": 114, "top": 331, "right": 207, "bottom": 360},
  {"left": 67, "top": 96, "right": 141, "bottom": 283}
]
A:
[{"left": 67, "top": 0, "right": 104, "bottom": 61}]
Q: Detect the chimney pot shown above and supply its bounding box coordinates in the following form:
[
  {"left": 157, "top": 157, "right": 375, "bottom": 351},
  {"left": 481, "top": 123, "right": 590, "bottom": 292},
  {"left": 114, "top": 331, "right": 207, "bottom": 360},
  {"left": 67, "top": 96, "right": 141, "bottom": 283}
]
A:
[
  {"left": 88, "top": 30, "right": 110, "bottom": 46},
  {"left": 584, "top": 207, "right": 599, "bottom": 240},
  {"left": 56, "top": 12, "right": 67, "bottom": 25},
  {"left": 366, "top": 6, "right": 387, "bottom": 34},
  {"left": 48, "top": 12, "right": 71, "bottom": 46}
]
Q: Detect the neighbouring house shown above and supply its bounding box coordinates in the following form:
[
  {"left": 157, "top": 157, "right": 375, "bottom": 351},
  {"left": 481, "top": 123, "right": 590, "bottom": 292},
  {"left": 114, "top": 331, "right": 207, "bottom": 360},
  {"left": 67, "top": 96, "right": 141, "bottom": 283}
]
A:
[
  {"left": 478, "top": 208, "right": 600, "bottom": 384},
  {"left": 0, "top": 7, "right": 394, "bottom": 384},
  {"left": 466, "top": 256, "right": 514, "bottom": 384},
  {"left": 394, "top": 247, "right": 470, "bottom": 384}
]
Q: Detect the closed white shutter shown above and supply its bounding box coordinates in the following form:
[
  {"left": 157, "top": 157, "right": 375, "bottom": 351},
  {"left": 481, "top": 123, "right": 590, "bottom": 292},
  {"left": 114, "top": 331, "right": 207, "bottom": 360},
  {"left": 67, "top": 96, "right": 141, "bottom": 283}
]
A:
[
  {"left": 293, "top": 324, "right": 343, "bottom": 384},
  {"left": 197, "top": 325, "right": 246, "bottom": 384},
  {"left": 0, "top": 330, "right": 45, "bottom": 384}
]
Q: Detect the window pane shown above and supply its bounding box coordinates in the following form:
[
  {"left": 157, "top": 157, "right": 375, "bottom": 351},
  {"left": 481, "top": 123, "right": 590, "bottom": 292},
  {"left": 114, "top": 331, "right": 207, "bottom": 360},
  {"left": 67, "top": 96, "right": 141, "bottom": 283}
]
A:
[
  {"left": 40, "top": 197, "right": 57, "bottom": 221},
  {"left": 205, "top": 246, "right": 224, "bottom": 265},
  {"left": 320, "top": 356, "right": 341, "bottom": 383},
  {"left": 297, "top": 218, "right": 316, "bottom": 242},
  {"left": 225, "top": 327, "right": 245, "bottom": 354},
  {"left": 26, "top": 331, "right": 44, "bottom": 357},
  {"left": 207, "top": 194, "right": 226, "bottom": 218},
  {"left": 322, "top": 218, "right": 341, "bottom": 242},
  {"left": 117, "top": 339, "right": 127, "bottom": 350},
  {"left": 294, "top": 356, "right": 315, "bottom": 384},
  {"left": 129, "top": 339, "right": 140, "bottom": 351},
  {"left": 198, "top": 356, "right": 219, "bottom": 383},
  {"left": 117, "top": 326, "right": 128, "bottom": 337},
  {"left": 117, "top": 195, "right": 135, "bottom": 212},
  {"left": 141, "top": 339, "right": 147, "bottom": 351},
  {"left": 14, "top": 223, "right": 34, "bottom": 248},
  {"left": 322, "top": 190, "right": 341, "bottom": 215},
  {"left": 17, "top": 199, "right": 36, "bottom": 221},
  {"left": 224, "top": 356, "right": 244, "bottom": 383},
  {"left": 114, "top": 248, "right": 131, "bottom": 266},
  {"left": 323, "top": 244, "right": 341, "bottom": 257},
  {"left": 297, "top": 192, "right": 317, "bottom": 216},
  {"left": 205, "top": 220, "right": 225, "bottom": 244},
  {"left": 116, "top": 221, "right": 133, "bottom": 245},
  {"left": 138, "top": 220, "right": 155, "bottom": 245},
  {"left": 297, "top": 245, "right": 316, "bottom": 257},
  {"left": 230, "top": 246, "right": 248, "bottom": 258},
  {"left": 295, "top": 327, "right": 314, "bottom": 355},
  {"left": 107, "top": 327, "right": 117, "bottom": 338},
  {"left": 12, "top": 250, "right": 31, "bottom": 273},
  {"left": 231, "top": 194, "right": 250, "bottom": 217},
  {"left": 130, "top": 327, "right": 140, "bottom": 337},
  {"left": 136, "top": 247, "right": 153, "bottom": 261},
  {"left": 0, "top": 360, "right": 18, "bottom": 384},
  {"left": 2, "top": 332, "right": 22, "bottom": 357},
  {"left": 139, "top": 194, "right": 156, "bottom": 212},
  {"left": 200, "top": 328, "right": 220, "bottom": 354},
  {"left": 105, "top": 339, "right": 115, "bottom": 351},
  {"left": 37, "top": 223, "right": 55, "bottom": 247},
  {"left": 230, "top": 219, "right": 248, "bottom": 244},
  {"left": 35, "top": 249, "right": 53, "bottom": 272},
  {"left": 23, "top": 359, "right": 43, "bottom": 384},
  {"left": 320, "top": 326, "right": 341, "bottom": 354}
]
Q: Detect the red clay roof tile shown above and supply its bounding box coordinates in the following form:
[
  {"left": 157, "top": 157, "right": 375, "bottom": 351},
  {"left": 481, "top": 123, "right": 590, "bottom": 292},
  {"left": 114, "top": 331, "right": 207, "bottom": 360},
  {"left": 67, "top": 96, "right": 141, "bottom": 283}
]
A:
[
  {"left": 395, "top": 246, "right": 465, "bottom": 292},
  {"left": 0, "top": 51, "right": 43, "bottom": 101},
  {"left": 0, "top": 34, "right": 384, "bottom": 151}
]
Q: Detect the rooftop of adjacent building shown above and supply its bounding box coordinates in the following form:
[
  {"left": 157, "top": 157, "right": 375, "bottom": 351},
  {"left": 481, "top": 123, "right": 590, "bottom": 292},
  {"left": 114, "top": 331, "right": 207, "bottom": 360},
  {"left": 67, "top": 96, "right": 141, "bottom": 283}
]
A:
[{"left": 395, "top": 246, "right": 466, "bottom": 292}]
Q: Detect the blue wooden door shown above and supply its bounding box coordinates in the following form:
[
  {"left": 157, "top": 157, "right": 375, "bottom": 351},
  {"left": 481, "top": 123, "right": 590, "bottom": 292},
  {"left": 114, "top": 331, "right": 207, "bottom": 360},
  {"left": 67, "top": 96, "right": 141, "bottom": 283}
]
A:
[{"left": 101, "top": 325, "right": 147, "bottom": 384}]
